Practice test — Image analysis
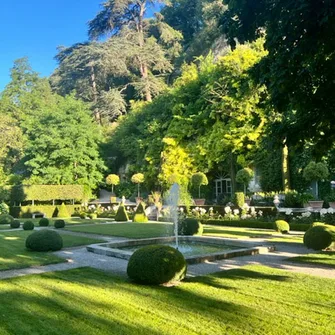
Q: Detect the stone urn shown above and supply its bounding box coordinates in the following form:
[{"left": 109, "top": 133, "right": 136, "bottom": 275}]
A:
[
  {"left": 308, "top": 201, "right": 324, "bottom": 210},
  {"left": 193, "top": 199, "right": 206, "bottom": 206}
]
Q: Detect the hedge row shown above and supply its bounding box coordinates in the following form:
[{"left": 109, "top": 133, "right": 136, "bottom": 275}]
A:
[
  {"left": 10, "top": 205, "right": 78, "bottom": 218},
  {"left": 11, "top": 185, "right": 84, "bottom": 202},
  {"left": 201, "top": 219, "right": 310, "bottom": 232}
]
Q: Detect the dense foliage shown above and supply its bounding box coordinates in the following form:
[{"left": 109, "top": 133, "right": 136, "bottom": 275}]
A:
[
  {"left": 25, "top": 230, "right": 63, "bottom": 252},
  {"left": 303, "top": 225, "right": 335, "bottom": 251},
  {"left": 127, "top": 244, "right": 187, "bottom": 284},
  {"left": 178, "top": 218, "right": 203, "bottom": 236}
]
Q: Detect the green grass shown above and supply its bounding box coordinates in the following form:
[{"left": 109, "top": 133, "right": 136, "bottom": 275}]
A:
[
  {"left": 288, "top": 251, "right": 335, "bottom": 268},
  {"left": 204, "top": 225, "right": 303, "bottom": 243},
  {"left": 28, "top": 217, "right": 114, "bottom": 226},
  {"left": 66, "top": 222, "right": 174, "bottom": 238},
  {"left": 0, "top": 230, "right": 103, "bottom": 271},
  {"left": 0, "top": 265, "right": 333, "bottom": 335}
]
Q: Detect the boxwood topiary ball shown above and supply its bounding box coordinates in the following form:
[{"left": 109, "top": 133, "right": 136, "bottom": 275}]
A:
[
  {"left": 127, "top": 245, "right": 187, "bottom": 285},
  {"left": 10, "top": 220, "right": 21, "bottom": 229},
  {"left": 23, "top": 220, "right": 34, "bottom": 231},
  {"left": 303, "top": 225, "right": 335, "bottom": 250},
  {"left": 39, "top": 218, "right": 50, "bottom": 227},
  {"left": 26, "top": 230, "right": 63, "bottom": 252},
  {"left": 178, "top": 218, "right": 203, "bottom": 236},
  {"left": 0, "top": 214, "right": 14, "bottom": 225},
  {"left": 54, "top": 219, "right": 66, "bottom": 229},
  {"left": 274, "top": 220, "right": 290, "bottom": 234}
]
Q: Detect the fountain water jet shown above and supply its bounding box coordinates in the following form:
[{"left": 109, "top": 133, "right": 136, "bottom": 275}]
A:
[{"left": 166, "top": 183, "right": 180, "bottom": 249}]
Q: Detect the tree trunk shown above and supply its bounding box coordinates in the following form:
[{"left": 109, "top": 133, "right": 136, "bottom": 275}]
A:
[
  {"left": 90, "top": 66, "right": 101, "bottom": 124},
  {"left": 282, "top": 139, "right": 291, "bottom": 191}
]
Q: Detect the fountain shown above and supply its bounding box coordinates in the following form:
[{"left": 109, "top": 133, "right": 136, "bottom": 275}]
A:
[{"left": 166, "top": 183, "right": 180, "bottom": 249}]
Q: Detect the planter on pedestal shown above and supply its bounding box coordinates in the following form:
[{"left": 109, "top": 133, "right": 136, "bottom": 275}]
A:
[
  {"left": 308, "top": 201, "right": 324, "bottom": 210},
  {"left": 194, "top": 199, "right": 206, "bottom": 206}
]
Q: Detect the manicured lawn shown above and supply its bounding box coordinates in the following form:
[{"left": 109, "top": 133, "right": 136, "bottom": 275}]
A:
[
  {"left": 66, "top": 222, "right": 174, "bottom": 238},
  {"left": 28, "top": 217, "right": 114, "bottom": 226},
  {"left": 204, "top": 225, "right": 303, "bottom": 243},
  {"left": 0, "top": 230, "right": 103, "bottom": 271},
  {"left": 0, "top": 265, "right": 333, "bottom": 335},
  {"left": 288, "top": 251, "right": 335, "bottom": 268}
]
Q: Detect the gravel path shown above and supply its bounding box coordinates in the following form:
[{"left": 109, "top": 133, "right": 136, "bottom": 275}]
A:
[{"left": 0, "top": 231, "right": 334, "bottom": 281}]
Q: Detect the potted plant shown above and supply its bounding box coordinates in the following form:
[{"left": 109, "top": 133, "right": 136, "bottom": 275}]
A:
[
  {"left": 325, "top": 190, "right": 335, "bottom": 209},
  {"left": 191, "top": 172, "right": 208, "bottom": 206},
  {"left": 131, "top": 173, "right": 145, "bottom": 203},
  {"left": 106, "top": 174, "right": 120, "bottom": 203},
  {"left": 303, "top": 161, "right": 329, "bottom": 209},
  {"left": 236, "top": 168, "right": 254, "bottom": 196}
]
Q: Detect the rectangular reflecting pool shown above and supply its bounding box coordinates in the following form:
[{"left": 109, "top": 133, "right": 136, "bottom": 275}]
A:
[{"left": 87, "top": 236, "right": 275, "bottom": 264}]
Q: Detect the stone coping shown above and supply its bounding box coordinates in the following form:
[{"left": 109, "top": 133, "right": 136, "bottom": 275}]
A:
[{"left": 86, "top": 236, "right": 275, "bottom": 265}]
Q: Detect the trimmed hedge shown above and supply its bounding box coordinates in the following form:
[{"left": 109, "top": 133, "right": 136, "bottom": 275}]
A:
[
  {"left": 39, "top": 218, "right": 50, "bottom": 227},
  {"left": 201, "top": 219, "right": 310, "bottom": 232},
  {"left": 178, "top": 218, "right": 203, "bottom": 236},
  {"left": 133, "top": 203, "right": 148, "bottom": 223},
  {"left": 10, "top": 205, "right": 79, "bottom": 218},
  {"left": 0, "top": 214, "right": 14, "bottom": 225},
  {"left": 303, "top": 225, "right": 335, "bottom": 250},
  {"left": 23, "top": 220, "right": 34, "bottom": 231},
  {"left": 235, "top": 192, "right": 245, "bottom": 208},
  {"left": 274, "top": 220, "right": 290, "bottom": 234},
  {"left": 26, "top": 230, "right": 63, "bottom": 251},
  {"left": 127, "top": 245, "right": 187, "bottom": 285},
  {"left": 115, "top": 205, "right": 129, "bottom": 222},
  {"left": 88, "top": 213, "right": 97, "bottom": 220},
  {"left": 54, "top": 219, "right": 66, "bottom": 229},
  {"left": 11, "top": 184, "right": 84, "bottom": 202},
  {"left": 56, "top": 203, "right": 70, "bottom": 218},
  {"left": 10, "top": 220, "right": 21, "bottom": 229}
]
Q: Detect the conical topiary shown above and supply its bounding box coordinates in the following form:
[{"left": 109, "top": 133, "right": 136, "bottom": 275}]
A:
[
  {"left": 115, "top": 205, "right": 129, "bottom": 222},
  {"left": 57, "top": 203, "right": 70, "bottom": 218},
  {"left": 133, "top": 202, "right": 148, "bottom": 223}
]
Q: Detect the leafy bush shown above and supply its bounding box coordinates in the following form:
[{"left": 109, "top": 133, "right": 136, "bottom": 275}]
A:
[
  {"left": 0, "top": 202, "right": 9, "bottom": 215},
  {"left": 10, "top": 205, "right": 78, "bottom": 218},
  {"left": 23, "top": 220, "right": 34, "bottom": 230},
  {"left": 133, "top": 203, "right": 148, "bottom": 223},
  {"left": 322, "top": 213, "right": 335, "bottom": 226},
  {"left": 274, "top": 220, "right": 290, "bottom": 234},
  {"left": 54, "top": 219, "right": 66, "bottom": 229},
  {"left": 303, "top": 225, "right": 335, "bottom": 250},
  {"left": 236, "top": 168, "right": 254, "bottom": 189},
  {"left": 80, "top": 212, "right": 87, "bottom": 219},
  {"left": 179, "top": 218, "right": 203, "bottom": 236},
  {"left": 57, "top": 203, "right": 70, "bottom": 218},
  {"left": 311, "top": 222, "right": 325, "bottom": 227},
  {"left": 191, "top": 172, "right": 208, "bottom": 198},
  {"left": 39, "top": 218, "right": 50, "bottom": 227},
  {"left": 88, "top": 213, "right": 97, "bottom": 220},
  {"left": 10, "top": 220, "right": 21, "bottom": 229},
  {"left": 26, "top": 230, "right": 63, "bottom": 251},
  {"left": 127, "top": 245, "right": 187, "bottom": 284},
  {"left": 115, "top": 205, "right": 129, "bottom": 222},
  {"left": 235, "top": 192, "right": 245, "bottom": 208},
  {"left": 0, "top": 214, "right": 14, "bottom": 225}
]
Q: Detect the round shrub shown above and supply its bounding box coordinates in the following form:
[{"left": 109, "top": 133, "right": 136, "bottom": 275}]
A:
[
  {"left": 80, "top": 212, "right": 87, "bottom": 219},
  {"left": 274, "top": 220, "right": 290, "bottom": 234},
  {"left": 39, "top": 218, "right": 50, "bottom": 227},
  {"left": 10, "top": 220, "right": 21, "bottom": 229},
  {"left": 178, "top": 218, "right": 203, "bottom": 236},
  {"left": 23, "top": 220, "right": 34, "bottom": 231},
  {"left": 303, "top": 225, "right": 335, "bottom": 250},
  {"left": 88, "top": 213, "right": 97, "bottom": 220},
  {"left": 26, "top": 230, "right": 63, "bottom": 251},
  {"left": 54, "top": 219, "right": 65, "bottom": 229},
  {"left": 127, "top": 245, "right": 187, "bottom": 285},
  {"left": 0, "top": 214, "right": 14, "bottom": 225},
  {"left": 311, "top": 222, "right": 325, "bottom": 227}
]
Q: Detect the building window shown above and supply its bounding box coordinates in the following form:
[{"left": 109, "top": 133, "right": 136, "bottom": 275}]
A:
[{"left": 214, "top": 178, "right": 232, "bottom": 199}]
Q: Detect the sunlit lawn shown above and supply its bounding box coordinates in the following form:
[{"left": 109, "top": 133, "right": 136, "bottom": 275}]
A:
[
  {"left": 28, "top": 217, "right": 115, "bottom": 225},
  {"left": 0, "top": 265, "right": 333, "bottom": 335},
  {"left": 288, "top": 251, "right": 335, "bottom": 268},
  {"left": 0, "top": 230, "right": 103, "bottom": 271},
  {"left": 65, "top": 222, "right": 303, "bottom": 243}
]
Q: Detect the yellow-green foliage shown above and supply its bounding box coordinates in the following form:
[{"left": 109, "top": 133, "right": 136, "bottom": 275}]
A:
[
  {"left": 133, "top": 203, "right": 148, "bottom": 223},
  {"left": 274, "top": 220, "right": 290, "bottom": 234},
  {"left": 56, "top": 203, "right": 70, "bottom": 218},
  {"left": 11, "top": 205, "right": 77, "bottom": 218}
]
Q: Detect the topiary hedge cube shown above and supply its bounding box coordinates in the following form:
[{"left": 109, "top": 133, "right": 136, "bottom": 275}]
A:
[
  {"left": 303, "top": 225, "right": 335, "bottom": 250},
  {"left": 26, "top": 230, "right": 63, "bottom": 251},
  {"left": 178, "top": 218, "right": 203, "bottom": 236},
  {"left": 23, "top": 220, "right": 34, "bottom": 231},
  {"left": 133, "top": 202, "right": 148, "bottom": 223},
  {"left": 127, "top": 245, "right": 187, "bottom": 285},
  {"left": 115, "top": 205, "right": 129, "bottom": 222},
  {"left": 274, "top": 220, "right": 290, "bottom": 234},
  {"left": 54, "top": 219, "right": 66, "bottom": 229}
]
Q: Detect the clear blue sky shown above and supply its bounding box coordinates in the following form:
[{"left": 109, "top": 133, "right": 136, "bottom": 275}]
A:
[{"left": 0, "top": 1, "right": 160, "bottom": 92}]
